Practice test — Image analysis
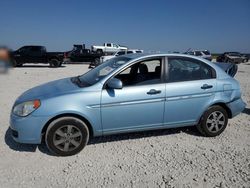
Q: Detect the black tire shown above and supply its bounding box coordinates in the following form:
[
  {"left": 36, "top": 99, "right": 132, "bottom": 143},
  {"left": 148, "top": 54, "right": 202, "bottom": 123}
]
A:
[
  {"left": 16, "top": 63, "right": 23, "bottom": 67},
  {"left": 11, "top": 59, "right": 23, "bottom": 67},
  {"left": 11, "top": 59, "right": 17, "bottom": 67},
  {"left": 45, "top": 117, "right": 89, "bottom": 156},
  {"left": 96, "top": 49, "right": 103, "bottom": 54},
  {"left": 196, "top": 105, "right": 228, "bottom": 137},
  {"left": 49, "top": 59, "right": 61, "bottom": 68}
]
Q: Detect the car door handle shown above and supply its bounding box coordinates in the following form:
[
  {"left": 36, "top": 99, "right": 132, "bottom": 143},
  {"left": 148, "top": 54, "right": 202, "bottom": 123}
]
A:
[
  {"left": 147, "top": 89, "right": 161, "bottom": 95},
  {"left": 201, "top": 84, "right": 213, "bottom": 89}
]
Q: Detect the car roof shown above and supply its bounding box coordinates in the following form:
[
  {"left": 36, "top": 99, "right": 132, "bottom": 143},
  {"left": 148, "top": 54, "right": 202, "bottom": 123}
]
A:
[
  {"left": 121, "top": 52, "right": 203, "bottom": 59},
  {"left": 121, "top": 53, "right": 218, "bottom": 69},
  {"left": 225, "top": 52, "right": 240, "bottom": 54},
  {"left": 190, "top": 50, "right": 210, "bottom": 52},
  {"left": 22, "top": 45, "right": 45, "bottom": 48}
]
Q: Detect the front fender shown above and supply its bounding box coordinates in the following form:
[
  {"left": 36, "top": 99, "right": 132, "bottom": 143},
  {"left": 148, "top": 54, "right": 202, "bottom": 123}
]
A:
[{"left": 32, "top": 91, "right": 102, "bottom": 136}]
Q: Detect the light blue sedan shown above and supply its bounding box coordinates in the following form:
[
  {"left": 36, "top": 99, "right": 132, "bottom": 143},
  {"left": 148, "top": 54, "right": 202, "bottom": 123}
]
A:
[{"left": 10, "top": 54, "right": 246, "bottom": 156}]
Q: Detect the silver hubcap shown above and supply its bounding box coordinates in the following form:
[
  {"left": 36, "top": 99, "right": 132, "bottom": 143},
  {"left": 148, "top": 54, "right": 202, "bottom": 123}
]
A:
[
  {"left": 53, "top": 125, "right": 82, "bottom": 152},
  {"left": 206, "top": 111, "right": 225, "bottom": 133}
]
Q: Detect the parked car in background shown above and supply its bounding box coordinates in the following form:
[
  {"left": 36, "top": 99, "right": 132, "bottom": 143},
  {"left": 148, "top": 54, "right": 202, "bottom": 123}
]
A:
[
  {"left": 10, "top": 53, "right": 246, "bottom": 156},
  {"left": 91, "top": 43, "right": 128, "bottom": 54},
  {"left": 216, "top": 52, "right": 244, "bottom": 64},
  {"left": 89, "top": 49, "right": 143, "bottom": 68},
  {"left": 10, "top": 46, "right": 64, "bottom": 67},
  {"left": 185, "top": 50, "right": 212, "bottom": 61},
  {"left": 100, "top": 49, "right": 143, "bottom": 63},
  {"left": 64, "top": 44, "right": 102, "bottom": 63}
]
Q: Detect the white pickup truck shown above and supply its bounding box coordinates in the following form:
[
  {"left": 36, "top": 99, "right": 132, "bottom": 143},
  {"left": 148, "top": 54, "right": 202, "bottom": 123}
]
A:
[
  {"left": 100, "top": 49, "right": 143, "bottom": 63},
  {"left": 91, "top": 43, "right": 128, "bottom": 54}
]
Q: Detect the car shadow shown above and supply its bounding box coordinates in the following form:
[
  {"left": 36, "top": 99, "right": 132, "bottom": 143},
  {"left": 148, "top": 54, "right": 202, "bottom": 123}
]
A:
[
  {"left": 242, "top": 108, "right": 250, "bottom": 115},
  {"left": 5, "top": 128, "right": 38, "bottom": 152},
  {"left": 88, "top": 126, "right": 201, "bottom": 145},
  {"left": 4, "top": 127, "right": 55, "bottom": 155},
  {"left": 5, "top": 126, "right": 202, "bottom": 156},
  {"left": 65, "top": 62, "right": 90, "bottom": 65},
  {"left": 14, "top": 65, "right": 66, "bottom": 68}
]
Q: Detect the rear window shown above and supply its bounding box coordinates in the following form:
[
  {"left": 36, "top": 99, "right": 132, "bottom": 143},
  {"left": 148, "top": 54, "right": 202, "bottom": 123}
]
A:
[
  {"left": 202, "top": 51, "right": 210, "bottom": 55},
  {"left": 117, "top": 51, "right": 125, "bottom": 55},
  {"left": 136, "top": 51, "right": 142, "bottom": 53},
  {"left": 228, "top": 52, "right": 241, "bottom": 56},
  {"left": 30, "top": 46, "right": 42, "bottom": 52}
]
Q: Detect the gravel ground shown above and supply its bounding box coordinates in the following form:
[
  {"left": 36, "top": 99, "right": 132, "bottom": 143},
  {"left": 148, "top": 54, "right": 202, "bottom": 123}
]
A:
[{"left": 0, "top": 62, "right": 249, "bottom": 188}]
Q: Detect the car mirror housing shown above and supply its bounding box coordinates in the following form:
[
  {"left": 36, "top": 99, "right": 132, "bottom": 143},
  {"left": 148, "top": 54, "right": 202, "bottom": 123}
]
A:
[{"left": 107, "top": 78, "right": 123, "bottom": 89}]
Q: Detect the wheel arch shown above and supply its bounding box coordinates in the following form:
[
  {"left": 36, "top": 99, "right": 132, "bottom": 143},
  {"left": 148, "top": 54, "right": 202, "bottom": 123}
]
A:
[
  {"left": 211, "top": 102, "right": 232, "bottom": 118},
  {"left": 200, "top": 102, "right": 232, "bottom": 121},
  {"left": 48, "top": 57, "right": 59, "bottom": 61},
  {"left": 41, "top": 113, "right": 94, "bottom": 139}
]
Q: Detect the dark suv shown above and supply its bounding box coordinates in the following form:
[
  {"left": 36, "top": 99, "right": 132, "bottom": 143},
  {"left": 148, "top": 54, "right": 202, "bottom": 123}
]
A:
[
  {"left": 216, "top": 52, "right": 245, "bottom": 64},
  {"left": 11, "top": 45, "right": 64, "bottom": 67}
]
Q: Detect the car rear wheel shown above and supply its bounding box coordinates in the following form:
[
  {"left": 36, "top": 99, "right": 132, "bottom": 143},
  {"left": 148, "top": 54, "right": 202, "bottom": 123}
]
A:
[
  {"left": 45, "top": 117, "right": 89, "bottom": 156},
  {"left": 197, "top": 105, "right": 228, "bottom": 137},
  {"left": 49, "top": 59, "right": 61, "bottom": 67}
]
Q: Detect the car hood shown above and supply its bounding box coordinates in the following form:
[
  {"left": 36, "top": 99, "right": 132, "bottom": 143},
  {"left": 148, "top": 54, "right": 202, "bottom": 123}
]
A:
[
  {"left": 15, "top": 78, "right": 79, "bottom": 104},
  {"left": 214, "top": 62, "right": 238, "bottom": 77}
]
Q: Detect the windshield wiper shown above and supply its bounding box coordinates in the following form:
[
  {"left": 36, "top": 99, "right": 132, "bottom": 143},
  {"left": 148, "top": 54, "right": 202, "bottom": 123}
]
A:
[
  {"left": 71, "top": 75, "right": 90, "bottom": 88},
  {"left": 76, "top": 75, "right": 81, "bottom": 83}
]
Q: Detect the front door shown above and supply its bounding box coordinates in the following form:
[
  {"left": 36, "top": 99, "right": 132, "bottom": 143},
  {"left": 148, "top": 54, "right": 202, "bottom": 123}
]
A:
[{"left": 101, "top": 58, "right": 166, "bottom": 134}]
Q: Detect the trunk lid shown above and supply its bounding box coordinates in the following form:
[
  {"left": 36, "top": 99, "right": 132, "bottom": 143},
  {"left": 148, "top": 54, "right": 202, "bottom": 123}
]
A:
[{"left": 214, "top": 62, "right": 238, "bottom": 77}]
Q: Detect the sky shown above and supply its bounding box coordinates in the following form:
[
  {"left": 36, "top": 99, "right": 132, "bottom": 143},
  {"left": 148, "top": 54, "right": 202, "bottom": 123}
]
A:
[{"left": 0, "top": 0, "right": 250, "bottom": 53}]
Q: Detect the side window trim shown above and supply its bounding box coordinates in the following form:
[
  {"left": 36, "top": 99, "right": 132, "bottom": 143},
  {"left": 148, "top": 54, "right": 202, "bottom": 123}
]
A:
[
  {"left": 165, "top": 56, "right": 216, "bottom": 83},
  {"left": 103, "top": 57, "right": 165, "bottom": 89}
]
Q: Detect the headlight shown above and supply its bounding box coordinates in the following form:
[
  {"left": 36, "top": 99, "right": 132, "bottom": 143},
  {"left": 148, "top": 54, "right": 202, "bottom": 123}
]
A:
[{"left": 13, "top": 100, "right": 41, "bottom": 117}]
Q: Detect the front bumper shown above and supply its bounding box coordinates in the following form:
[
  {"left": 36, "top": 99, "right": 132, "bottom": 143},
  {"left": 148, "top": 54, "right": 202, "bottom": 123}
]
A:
[
  {"left": 9, "top": 113, "right": 49, "bottom": 144},
  {"left": 227, "top": 98, "right": 246, "bottom": 118}
]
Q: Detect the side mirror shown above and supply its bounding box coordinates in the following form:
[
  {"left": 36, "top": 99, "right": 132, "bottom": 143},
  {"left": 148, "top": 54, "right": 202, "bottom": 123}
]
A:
[{"left": 106, "top": 78, "right": 123, "bottom": 89}]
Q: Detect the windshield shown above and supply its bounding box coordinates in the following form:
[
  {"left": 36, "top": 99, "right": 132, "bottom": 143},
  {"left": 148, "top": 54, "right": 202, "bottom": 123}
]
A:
[
  {"left": 78, "top": 56, "right": 131, "bottom": 86},
  {"left": 228, "top": 52, "right": 241, "bottom": 56}
]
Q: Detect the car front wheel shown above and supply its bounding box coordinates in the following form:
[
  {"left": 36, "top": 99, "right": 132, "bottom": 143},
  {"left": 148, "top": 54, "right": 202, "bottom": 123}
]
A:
[
  {"left": 45, "top": 117, "right": 89, "bottom": 156},
  {"left": 197, "top": 105, "right": 228, "bottom": 137}
]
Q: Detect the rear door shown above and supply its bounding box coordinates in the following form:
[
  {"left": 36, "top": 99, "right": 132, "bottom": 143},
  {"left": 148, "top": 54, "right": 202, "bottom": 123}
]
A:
[{"left": 163, "top": 56, "right": 217, "bottom": 127}]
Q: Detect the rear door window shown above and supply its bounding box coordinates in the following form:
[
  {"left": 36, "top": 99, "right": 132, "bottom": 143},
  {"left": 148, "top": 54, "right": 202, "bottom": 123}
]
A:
[{"left": 167, "top": 57, "right": 215, "bottom": 82}]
